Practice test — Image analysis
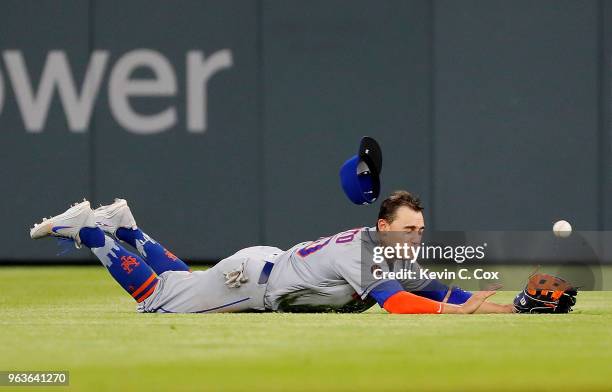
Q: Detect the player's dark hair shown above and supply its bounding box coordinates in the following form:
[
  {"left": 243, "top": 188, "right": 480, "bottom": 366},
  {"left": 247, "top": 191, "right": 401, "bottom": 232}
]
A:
[{"left": 377, "top": 190, "right": 424, "bottom": 229}]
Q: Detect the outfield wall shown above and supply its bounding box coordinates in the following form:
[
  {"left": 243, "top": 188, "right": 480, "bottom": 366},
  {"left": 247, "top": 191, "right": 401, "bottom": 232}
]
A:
[{"left": 0, "top": 0, "right": 610, "bottom": 262}]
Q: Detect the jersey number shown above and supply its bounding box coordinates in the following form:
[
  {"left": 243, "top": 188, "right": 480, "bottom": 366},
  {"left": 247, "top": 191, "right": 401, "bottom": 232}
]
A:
[{"left": 297, "top": 228, "right": 361, "bottom": 258}]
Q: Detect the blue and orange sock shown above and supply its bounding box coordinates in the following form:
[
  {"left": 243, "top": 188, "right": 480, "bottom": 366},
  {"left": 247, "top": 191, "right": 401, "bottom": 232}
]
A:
[
  {"left": 115, "top": 227, "right": 190, "bottom": 275},
  {"left": 80, "top": 227, "right": 158, "bottom": 302}
]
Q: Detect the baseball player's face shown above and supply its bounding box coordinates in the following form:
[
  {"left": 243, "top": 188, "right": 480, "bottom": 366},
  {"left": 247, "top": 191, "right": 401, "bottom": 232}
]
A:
[{"left": 377, "top": 206, "right": 425, "bottom": 248}]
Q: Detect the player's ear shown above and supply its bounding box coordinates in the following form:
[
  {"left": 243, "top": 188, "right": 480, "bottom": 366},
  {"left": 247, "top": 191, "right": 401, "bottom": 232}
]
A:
[{"left": 377, "top": 219, "right": 390, "bottom": 231}]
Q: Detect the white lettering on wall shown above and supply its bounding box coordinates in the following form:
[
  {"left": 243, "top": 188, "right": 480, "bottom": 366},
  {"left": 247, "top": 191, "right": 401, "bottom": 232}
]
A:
[
  {"left": 0, "top": 49, "right": 233, "bottom": 134},
  {"left": 4, "top": 50, "right": 108, "bottom": 133},
  {"left": 108, "top": 49, "right": 177, "bottom": 134},
  {"left": 187, "top": 49, "right": 233, "bottom": 133}
]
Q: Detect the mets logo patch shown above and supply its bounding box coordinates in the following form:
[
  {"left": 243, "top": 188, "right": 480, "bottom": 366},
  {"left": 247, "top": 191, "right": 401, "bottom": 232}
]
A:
[{"left": 120, "top": 255, "right": 140, "bottom": 274}]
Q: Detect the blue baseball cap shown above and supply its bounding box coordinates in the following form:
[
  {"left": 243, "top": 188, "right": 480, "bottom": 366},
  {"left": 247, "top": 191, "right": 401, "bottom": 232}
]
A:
[{"left": 339, "top": 137, "right": 382, "bottom": 205}]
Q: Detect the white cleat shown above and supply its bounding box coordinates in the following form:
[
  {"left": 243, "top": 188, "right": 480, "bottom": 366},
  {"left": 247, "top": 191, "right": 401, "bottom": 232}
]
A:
[
  {"left": 30, "top": 200, "right": 96, "bottom": 247},
  {"left": 93, "top": 198, "right": 137, "bottom": 236}
]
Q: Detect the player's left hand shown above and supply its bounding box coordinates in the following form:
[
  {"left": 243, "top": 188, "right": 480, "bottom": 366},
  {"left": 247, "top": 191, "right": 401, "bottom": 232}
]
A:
[{"left": 513, "top": 273, "right": 578, "bottom": 314}]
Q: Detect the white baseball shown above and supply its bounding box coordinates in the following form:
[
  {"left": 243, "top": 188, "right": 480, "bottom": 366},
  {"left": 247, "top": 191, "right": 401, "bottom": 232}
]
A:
[{"left": 553, "top": 220, "right": 572, "bottom": 238}]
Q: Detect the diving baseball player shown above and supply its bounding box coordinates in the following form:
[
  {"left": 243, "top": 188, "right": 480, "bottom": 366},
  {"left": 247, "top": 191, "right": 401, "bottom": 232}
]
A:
[{"left": 29, "top": 191, "right": 576, "bottom": 314}]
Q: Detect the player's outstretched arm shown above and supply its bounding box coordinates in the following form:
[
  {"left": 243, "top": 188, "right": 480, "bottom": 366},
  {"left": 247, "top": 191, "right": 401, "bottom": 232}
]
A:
[
  {"left": 382, "top": 290, "right": 508, "bottom": 314},
  {"left": 441, "top": 290, "right": 501, "bottom": 314},
  {"left": 472, "top": 300, "right": 515, "bottom": 314}
]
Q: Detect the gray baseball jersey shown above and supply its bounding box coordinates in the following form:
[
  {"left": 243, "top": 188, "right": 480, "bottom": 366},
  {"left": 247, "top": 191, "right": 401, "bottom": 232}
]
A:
[{"left": 264, "top": 227, "right": 431, "bottom": 312}]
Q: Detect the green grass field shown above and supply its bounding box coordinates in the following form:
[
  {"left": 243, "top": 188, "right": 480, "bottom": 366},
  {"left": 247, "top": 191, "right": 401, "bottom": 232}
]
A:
[{"left": 1, "top": 266, "right": 611, "bottom": 391}]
